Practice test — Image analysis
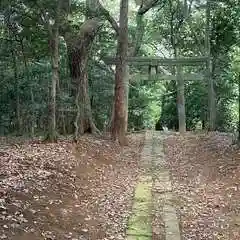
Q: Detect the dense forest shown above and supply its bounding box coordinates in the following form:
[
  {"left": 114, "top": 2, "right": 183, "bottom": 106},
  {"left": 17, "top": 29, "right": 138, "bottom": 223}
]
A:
[
  {"left": 1, "top": 1, "right": 240, "bottom": 239},
  {"left": 0, "top": 0, "right": 240, "bottom": 143}
]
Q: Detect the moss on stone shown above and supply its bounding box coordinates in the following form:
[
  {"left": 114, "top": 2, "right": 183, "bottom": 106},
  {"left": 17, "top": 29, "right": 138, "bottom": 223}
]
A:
[{"left": 126, "top": 176, "right": 152, "bottom": 240}]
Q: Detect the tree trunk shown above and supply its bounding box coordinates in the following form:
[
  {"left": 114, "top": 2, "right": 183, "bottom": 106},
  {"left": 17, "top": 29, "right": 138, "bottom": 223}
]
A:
[
  {"left": 124, "top": 65, "right": 130, "bottom": 132},
  {"left": 238, "top": 73, "right": 240, "bottom": 143},
  {"left": 169, "top": 3, "right": 186, "bottom": 134},
  {"left": 14, "top": 58, "right": 21, "bottom": 134},
  {"left": 30, "top": 86, "right": 35, "bottom": 137},
  {"left": 111, "top": 0, "right": 129, "bottom": 145},
  {"left": 45, "top": 0, "right": 63, "bottom": 142},
  {"left": 206, "top": 0, "right": 216, "bottom": 131},
  {"left": 20, "top": 38, "right": 36, "bottom": 137},
  {"left": 69, "top": 50, "right": 97, "bottom": 137},
  {"left": 11, "top": 46, "right": 21, "bottom": 134},
  {"left": 106, "top": 1, "right": 158, "bottom": 134},
  {"left": 65, "top": 18, "right": 102, "bottom": 140},
  {"left": 47, "top": 32, "right": 59, "bottom": 142},
  {"left": 124, "top": 9, "right": 146, "bottom": 132}
]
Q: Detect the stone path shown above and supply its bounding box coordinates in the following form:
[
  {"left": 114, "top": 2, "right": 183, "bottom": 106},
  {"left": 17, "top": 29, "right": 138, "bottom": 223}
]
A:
[{"left": 126, "top": 131, "right": 181, "bottom": 240}]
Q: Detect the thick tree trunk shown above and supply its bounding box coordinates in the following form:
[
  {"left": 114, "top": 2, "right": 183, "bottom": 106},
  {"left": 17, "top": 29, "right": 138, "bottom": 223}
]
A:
[
  {"left": 68, "top": 47, "right": 99, "bottom": 139},
  {"left": 107, "top": 1, "right": 160, "bottom": 134},
  {"left": 111, "top": 0, "right": 129, "bottom": 145},
  {"left": 65, "top": 18, "right": 102, "bottom": 140}
]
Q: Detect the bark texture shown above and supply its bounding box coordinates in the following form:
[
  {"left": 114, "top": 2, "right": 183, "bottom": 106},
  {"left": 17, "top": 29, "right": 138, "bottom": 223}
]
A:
[
  {"left": 111, "top": 0, "right": 129, "bottom": 145},
  {"left": 46, "top": 2, "right": 61, "bottom": 142},
  {"left": 110, "top": 0, "right": 161, "bottom": 135},
  {"left": 238, "top": 73, "right": 240, "bottom": 143},
  {"left": 48, "top": 34, "right": 59, "bottom": 142},
  {"left": 65, "top": 18, "right": 102, "bottom": 140},
  {"left": 206, "top": 0, "right": 216, "bottom": 131}
]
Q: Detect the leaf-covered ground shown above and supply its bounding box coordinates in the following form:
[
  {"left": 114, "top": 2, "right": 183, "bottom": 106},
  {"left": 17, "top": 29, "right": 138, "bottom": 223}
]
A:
[
  {"left": 164, "top": 132, "right": 240, "bottom": 240},
  {"left": 1, "top": 132, "right": 239, "bottom": 240},
  {"left": 0, "top": 134, "right": 144, "bottom": 240}
]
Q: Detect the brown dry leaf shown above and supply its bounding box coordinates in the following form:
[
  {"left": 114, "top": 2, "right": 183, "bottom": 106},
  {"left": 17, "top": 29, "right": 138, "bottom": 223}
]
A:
[
  {"left": 164, "top": 132, "right": 240, "bottom": 240},
  {"left": 0, "top": 134, "right": 144, "bottom": 240}
]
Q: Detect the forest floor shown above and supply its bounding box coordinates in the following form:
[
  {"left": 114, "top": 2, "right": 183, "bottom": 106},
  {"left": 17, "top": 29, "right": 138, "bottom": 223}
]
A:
[
  {"left": 165, "top": 132, "right": 240, "bottom": 240},
  {"left": 0, "top": 134, "right": 144, "bottom": 240},
  {"left": 0, "top": 131, "right": 239, "bottom": 240}
]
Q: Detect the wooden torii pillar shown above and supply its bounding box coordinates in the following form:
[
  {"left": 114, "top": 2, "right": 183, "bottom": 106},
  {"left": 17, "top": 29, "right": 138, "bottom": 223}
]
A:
[{"left": 104, "top": 56, "right": 208, "bottom": 133}]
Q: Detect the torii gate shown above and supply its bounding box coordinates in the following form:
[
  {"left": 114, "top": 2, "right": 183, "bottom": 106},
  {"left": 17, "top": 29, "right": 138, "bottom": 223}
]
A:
[
  {"left": 103, "top": 0, "right": 215, "bottom": 134},
  {"left": 104, "top": 55, "right": 212, "bottom": 133}
]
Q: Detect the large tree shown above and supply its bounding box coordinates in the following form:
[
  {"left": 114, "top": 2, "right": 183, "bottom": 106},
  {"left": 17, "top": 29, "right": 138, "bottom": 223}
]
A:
[
  {"left": 64, "top": 18, "right": 102, "bottom": 139},
  {"left": 109, "top": 0, "right": 166, "bottom": 143},
  {"left": 1, "top": 0, "right": 239, "bottom": 138},
  {"left": 45, "top": 0, "right": 63, "bottom": 141},
  {"left": 111, "top": 0, "right": 129, "bottom": 145}
]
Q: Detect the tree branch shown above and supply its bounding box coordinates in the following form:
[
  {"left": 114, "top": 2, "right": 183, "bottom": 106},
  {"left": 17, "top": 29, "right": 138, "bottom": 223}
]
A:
[
  {"left": 65, "top": 18, "right": 103, "bottom": 49},
  {"left": 130, "top": 13, "right": 144, "bottom": 56},
  {"left": 138, "top": 0, "right": 162, "bottom": 15},
  {"left": 87, "top": 0, "right": 119, "bottom": 35},
  {"left": 98, "top": 4, "right": 119, "bottom": 35},
  {"left": 131, "top": 0, "right": 166, "bottom": 56}
]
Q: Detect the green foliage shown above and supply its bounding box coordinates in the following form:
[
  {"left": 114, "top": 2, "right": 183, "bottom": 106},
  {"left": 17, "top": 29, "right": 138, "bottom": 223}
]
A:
[
  {"left": 0, "top": 0, "right": 240, "bottom": 136},
  {"left": 128, "top": 79, "right": 164, "bottom": 130}
]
